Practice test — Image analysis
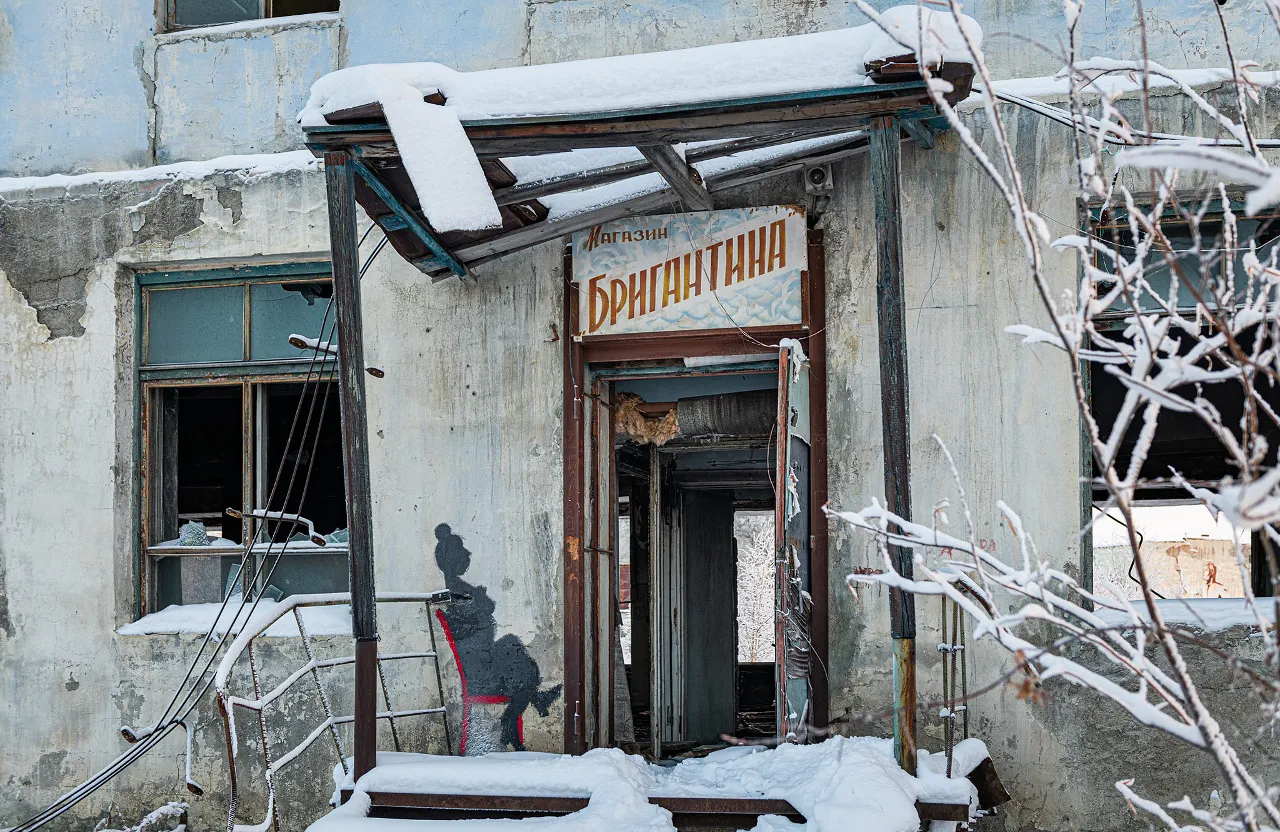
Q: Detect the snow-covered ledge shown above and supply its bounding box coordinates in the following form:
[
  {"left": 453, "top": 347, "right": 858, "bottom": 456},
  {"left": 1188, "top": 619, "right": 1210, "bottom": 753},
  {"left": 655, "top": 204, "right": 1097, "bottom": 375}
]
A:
[
  {"left": 117, "top": 600, "right": 351, "bottom": 638},
  {"left": 155, "top": 11, "right": 341, "bottom": 44},
  {"left": 1095, "top": 598, "right": 1277, "bottom": 633}
]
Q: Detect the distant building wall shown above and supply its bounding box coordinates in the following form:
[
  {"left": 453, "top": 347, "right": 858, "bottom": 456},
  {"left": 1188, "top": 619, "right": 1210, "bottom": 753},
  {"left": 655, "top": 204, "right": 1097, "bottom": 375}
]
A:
[{"left": 3, "top": 0, "right": 1279, "bottom": 177}]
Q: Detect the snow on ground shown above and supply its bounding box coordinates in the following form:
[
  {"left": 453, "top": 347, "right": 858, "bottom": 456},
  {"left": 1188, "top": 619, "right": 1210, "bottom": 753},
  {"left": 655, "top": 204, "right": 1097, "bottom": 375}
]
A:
[
  {"left": 117, "top": 600, "right": 351, "bottom": 638},
  {"left": 297, "top": 6, "right": 981, "bottom": 233},
  {"left": 1095, "top": 598, "right": 1277, "bottom": 632},
  {"left": 313, "top": 737, "right": 989, "bottom": 832}
]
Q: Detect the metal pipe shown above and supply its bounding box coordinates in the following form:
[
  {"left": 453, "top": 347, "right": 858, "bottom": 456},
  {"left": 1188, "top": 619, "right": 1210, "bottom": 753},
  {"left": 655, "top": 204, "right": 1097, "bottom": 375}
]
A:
[
  {"left": 870, "top": 116, "right": 917, "bottom": 775},
  {"left": 325, "top": 149, "right": 380, "bottom": 780}
]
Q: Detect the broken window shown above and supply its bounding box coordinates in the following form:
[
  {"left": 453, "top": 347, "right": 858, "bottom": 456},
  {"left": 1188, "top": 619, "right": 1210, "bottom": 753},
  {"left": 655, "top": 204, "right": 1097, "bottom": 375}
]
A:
[
  {"left": 165, "top": 0, "right": 339, "bottom": 31},
  {"left": 140, "top": 267, "right": 347, "bottom": 612},
  {"left": 1088, "top": 210, "right": 1280, "bottom": 599}
]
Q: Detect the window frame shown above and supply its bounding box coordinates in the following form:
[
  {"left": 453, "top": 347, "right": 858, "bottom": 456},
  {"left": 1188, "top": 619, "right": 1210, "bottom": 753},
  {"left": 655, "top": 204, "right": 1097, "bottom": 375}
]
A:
[
  {"left": 1081, "top": 205, "right": 1278, "bottom": 600},
  {"left": 136, "top": 263, "right": 344, "bottom": 614},
  {"left": 160, "top": 0, "right": 339, "bottom": 34}
]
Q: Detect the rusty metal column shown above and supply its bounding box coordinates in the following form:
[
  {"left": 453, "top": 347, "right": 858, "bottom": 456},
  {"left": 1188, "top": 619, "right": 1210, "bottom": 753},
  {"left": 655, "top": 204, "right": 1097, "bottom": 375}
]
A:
[
  {"left": 870, "top": 116, "right": 916, "bottom": 775},
  {"left": 325, "top": 149, "right": 379, "bottom": 781}
]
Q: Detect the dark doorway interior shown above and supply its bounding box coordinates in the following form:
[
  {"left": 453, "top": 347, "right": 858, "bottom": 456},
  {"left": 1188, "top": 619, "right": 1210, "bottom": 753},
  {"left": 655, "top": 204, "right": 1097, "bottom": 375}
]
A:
[{"left": 612, "top": 370, "right": 779, "bottom": 756}]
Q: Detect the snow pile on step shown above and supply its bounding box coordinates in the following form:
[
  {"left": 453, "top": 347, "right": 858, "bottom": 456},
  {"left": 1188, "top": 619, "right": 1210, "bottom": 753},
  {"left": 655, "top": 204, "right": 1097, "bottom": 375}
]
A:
[
  {"left": 297, "top": 5, "right": 981, "bottom": 233},
  {"left": 314, "top": 737, "right": 989, "bottom": 831}
]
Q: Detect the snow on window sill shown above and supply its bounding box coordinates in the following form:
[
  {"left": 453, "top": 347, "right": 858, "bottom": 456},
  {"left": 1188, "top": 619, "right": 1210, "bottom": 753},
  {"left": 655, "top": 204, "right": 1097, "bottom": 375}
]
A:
[
  {"left": 118, "top": 600, "right": 352, "bottom": 638},
  {"left": 147, "top": 541, "right": 349, "bottom": 556},
  {"left": 1095, "top": 598, "right": 1276, "bottom": 632},
  {"left": 156, "top": 12, "right": 341, "bottom": 44}
]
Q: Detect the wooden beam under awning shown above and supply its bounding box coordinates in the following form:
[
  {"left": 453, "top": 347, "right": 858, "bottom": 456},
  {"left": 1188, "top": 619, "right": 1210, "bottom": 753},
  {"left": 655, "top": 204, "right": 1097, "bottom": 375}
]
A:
[{"left": 637, "top": 145, "right": 714, "bottom": 211}]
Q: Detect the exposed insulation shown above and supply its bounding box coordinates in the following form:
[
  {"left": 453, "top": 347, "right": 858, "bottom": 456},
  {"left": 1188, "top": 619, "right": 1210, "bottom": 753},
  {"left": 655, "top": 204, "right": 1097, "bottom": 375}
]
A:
[{"left": 614, "top": 393, "right": 679, "bottom": 446}]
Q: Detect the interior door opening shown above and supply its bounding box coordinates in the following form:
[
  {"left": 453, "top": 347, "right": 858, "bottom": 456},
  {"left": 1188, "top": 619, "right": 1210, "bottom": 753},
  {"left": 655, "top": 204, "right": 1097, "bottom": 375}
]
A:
[{"left": 601, "top": 361, "right": 805, "bottom": 758}]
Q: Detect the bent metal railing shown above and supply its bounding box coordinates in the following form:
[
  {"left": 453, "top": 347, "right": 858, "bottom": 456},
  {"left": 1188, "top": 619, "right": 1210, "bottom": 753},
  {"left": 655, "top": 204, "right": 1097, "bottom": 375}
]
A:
[{"left": 212, "top": 591, "right": 465, "bottom": 832}]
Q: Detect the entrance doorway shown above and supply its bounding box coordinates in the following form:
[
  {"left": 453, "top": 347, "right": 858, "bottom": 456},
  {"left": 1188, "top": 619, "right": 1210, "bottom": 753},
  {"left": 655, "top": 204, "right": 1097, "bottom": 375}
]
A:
[{"left": 574, "top": 346, "right": 819, "bottom": 758}]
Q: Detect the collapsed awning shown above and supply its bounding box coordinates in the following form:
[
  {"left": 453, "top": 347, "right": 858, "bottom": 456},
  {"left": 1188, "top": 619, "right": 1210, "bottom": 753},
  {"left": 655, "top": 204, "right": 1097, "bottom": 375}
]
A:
[{"left": 299, "top": 6, "right": 978, "bottom": 279}]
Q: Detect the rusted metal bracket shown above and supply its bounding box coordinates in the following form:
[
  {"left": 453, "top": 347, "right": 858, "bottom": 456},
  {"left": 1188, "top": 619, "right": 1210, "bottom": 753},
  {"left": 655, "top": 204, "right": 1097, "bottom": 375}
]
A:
[{"left": 347, "top": 154, "right": 469, "bottom": 279}]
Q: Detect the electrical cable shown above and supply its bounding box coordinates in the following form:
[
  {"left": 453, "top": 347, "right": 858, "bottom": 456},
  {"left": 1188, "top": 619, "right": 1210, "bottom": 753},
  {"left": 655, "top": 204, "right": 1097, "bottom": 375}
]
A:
[{"left": 9, "top": 236, "right": 388, "bottom": 832}]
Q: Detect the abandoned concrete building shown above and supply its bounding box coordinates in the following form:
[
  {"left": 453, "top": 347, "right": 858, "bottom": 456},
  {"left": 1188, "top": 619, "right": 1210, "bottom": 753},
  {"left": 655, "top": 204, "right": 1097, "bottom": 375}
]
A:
[{"left": 2, "top": 1, "right": 1279, "bottom": 831}]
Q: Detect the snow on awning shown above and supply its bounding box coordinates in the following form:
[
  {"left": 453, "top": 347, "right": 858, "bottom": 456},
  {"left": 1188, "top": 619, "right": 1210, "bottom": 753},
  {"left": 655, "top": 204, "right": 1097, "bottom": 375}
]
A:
[{"left": 299, "top": 5, "right": 980, "bottom": 278}]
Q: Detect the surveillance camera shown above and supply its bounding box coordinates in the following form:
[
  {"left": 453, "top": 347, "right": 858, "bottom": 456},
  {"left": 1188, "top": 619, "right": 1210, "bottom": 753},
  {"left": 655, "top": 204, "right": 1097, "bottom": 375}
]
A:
[{"left": 804, "top": 164, "right": 833, "bottom": 195}]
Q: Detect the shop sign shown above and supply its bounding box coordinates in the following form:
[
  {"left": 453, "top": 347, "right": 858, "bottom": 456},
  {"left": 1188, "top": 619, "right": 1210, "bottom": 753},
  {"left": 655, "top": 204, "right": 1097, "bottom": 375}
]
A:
[{"left": 571, "top": 206, "right": 807, "bottom": 338}]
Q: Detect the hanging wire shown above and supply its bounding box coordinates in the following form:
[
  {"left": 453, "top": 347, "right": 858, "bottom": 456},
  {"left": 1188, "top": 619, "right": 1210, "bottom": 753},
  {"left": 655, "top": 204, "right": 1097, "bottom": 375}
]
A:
[{"left": 11, "top": 230, "right": 391, "bottom": 832}]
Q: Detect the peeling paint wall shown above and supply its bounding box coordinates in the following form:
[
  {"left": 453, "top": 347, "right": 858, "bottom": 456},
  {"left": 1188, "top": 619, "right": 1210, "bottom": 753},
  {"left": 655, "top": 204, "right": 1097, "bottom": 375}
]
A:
[{"left": 0, "top": 161, "right": 566, "bottom": 828}]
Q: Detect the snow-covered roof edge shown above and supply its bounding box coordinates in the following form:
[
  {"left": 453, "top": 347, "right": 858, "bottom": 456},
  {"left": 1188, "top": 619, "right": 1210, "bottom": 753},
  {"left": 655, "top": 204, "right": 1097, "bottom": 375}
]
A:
[
  {"left": 297, "top": 5, "right": 982, "bottom": 234},
  {"left": 0, "top": 150, "right": 319, "bottom": 196}
]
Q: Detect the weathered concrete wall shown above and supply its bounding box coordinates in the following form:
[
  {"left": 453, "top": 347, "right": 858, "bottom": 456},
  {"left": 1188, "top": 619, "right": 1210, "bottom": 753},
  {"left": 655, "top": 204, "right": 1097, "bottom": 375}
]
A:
[
  {"left": 4, "top": 0, "right": 1279, "bottom": 176},
  {"left": 0, "top": 160, "right": 565, "bottom": 828},
  {"left": 360, "top": 238, "right": 567, "bottom": 754},
  {"left": 340, "top": 0, "right": 530, "bottom": 69},
  {"left": 153, "top": 15, "right": 342, "bottom": 163},
  {"left": 0, "top": 1, "right": 154, "bottom": 177}
]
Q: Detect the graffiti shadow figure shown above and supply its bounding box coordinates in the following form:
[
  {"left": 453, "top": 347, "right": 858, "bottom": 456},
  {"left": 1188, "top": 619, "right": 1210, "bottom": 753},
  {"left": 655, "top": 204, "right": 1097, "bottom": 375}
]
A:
[{"left": 435, "top": 524, "right": 562, "bottom": 751}]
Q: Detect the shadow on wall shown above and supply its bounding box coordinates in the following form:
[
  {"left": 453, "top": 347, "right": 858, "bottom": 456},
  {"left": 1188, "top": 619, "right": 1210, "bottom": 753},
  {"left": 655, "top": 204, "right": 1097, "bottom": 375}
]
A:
[{"left": 433, "top": 523, "right": 562, "bottom": 753}]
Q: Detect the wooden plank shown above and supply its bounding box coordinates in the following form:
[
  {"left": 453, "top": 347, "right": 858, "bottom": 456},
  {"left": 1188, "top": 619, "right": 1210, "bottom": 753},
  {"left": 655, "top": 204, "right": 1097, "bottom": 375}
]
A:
[
  {"left": 324, "top": 91, "right": 447, "bottom": 124},
  {"left": 870, "top": 115, "right": 916, "bottom": 774},
  {"left": 356, "top": 791, "right": 802, "bottom": 818},
  {"left": 900, "top": 117, "right": 936, "bottom": 149},
  {"left": 430, "top": 134, "right": 873, "bottom": 279},
  {"left": 563, "top": 245, "right": 587, "bottom": 754},
  {"left": 638, "top": 145, "right": 714, "bottom": 211},
  {"left": 304, "top": 84, "right": 938, "bottom": 157},
  {"left": 806, "top": 229, "right": 830, "bottom": 732},
  {"left": 488, "top": 131, "right": 848, "bottom": 206},
  {"left": 916, "top": 801, "right": 970, "bottom": 822},
  {"left": 324, "top": 150, "right": 380, "bottom": 780},
  {"left": 581, "top": 326, "right": 805, "bottom": 364}
]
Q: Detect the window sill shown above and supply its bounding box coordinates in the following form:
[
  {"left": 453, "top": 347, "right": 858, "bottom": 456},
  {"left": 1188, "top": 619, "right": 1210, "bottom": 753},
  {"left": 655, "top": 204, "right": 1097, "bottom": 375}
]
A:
[
  {"left": 156, "top": 11, "right": 341, "bottom": 44},
  {"left": 148, "top": 542, "right": 350, "bottom": 557},
  {"left": 118, "top": 599, "right": 352, "bottom": 638}
]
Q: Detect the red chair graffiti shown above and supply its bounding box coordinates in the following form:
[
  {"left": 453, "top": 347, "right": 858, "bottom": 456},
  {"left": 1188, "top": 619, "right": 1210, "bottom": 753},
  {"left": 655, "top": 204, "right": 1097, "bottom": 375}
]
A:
[{"left": 435, "top": 607, "right": 523, "bottom": 755}]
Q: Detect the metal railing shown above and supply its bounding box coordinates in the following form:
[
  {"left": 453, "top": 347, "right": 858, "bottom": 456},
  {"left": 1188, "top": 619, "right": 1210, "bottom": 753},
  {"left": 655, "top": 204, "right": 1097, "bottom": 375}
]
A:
[
  {"left": 212, "top": 591, "right": 465, "bottom": 832},
  {"left": 937, "top": 593, "right": 970, "bottom": 775}
]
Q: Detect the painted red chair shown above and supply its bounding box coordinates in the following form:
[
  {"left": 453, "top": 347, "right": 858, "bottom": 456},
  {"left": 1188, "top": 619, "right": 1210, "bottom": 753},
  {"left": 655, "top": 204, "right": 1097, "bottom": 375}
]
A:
[{"left": 435, "top": 608, "right": 523, "bottom": 755}]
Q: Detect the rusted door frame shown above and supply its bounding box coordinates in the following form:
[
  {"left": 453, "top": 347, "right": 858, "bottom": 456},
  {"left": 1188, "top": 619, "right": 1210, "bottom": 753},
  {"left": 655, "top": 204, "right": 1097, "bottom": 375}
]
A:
[{"left": 561, "top": 229, "right": 829, "bottom": 753}]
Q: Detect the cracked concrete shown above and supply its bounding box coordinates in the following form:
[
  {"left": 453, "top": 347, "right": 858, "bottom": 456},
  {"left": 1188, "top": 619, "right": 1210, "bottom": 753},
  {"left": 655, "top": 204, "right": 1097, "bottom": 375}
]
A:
[{"left": 0, "top": 180, "right": 204, "bottom": 337}]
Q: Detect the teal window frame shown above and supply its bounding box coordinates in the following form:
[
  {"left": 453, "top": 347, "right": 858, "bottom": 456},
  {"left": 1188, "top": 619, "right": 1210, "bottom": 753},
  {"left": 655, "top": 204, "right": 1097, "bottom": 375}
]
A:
[
  {"left": 136, "top": 263, "right": 348, "bottom": 615},
  {"left": 1089, "top": 206, "right": 1280, "bottom": 322}
]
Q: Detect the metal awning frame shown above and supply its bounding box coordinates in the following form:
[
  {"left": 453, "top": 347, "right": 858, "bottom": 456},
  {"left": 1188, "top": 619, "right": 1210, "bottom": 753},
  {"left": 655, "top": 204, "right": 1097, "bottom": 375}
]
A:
[{"left": 304, "top": 65, "right": 970, "bottom": 280}]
